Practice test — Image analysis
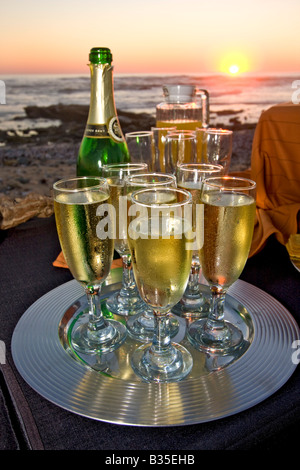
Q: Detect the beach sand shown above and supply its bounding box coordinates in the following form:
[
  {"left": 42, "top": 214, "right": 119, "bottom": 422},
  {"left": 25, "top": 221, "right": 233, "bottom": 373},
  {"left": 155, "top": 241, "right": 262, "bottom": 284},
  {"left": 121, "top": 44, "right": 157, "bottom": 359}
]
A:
[{"left": 0, "top": 105, "right": 256, "bottom": 199}]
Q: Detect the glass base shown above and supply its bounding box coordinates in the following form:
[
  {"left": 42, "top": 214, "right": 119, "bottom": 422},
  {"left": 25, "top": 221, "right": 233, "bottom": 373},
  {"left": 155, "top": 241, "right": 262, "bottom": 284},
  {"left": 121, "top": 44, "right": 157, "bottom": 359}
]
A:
[
  {"left": 105, "top": 290, "right": 147, "bottom": 316},
  {"left": 71, "top": 313, "right": 127, "bottom": 355},
  {"left": 187, "top": 318, "right": 244, "bottom": 355},
  {"left": 172, "top": 292, "right": 210, "bottom": 318},
  {"left": 131, "top": 343, "right": 193, "bottom": 383},
  {"left": 127, "top": 312, "right": 180, "bottom": 342}
]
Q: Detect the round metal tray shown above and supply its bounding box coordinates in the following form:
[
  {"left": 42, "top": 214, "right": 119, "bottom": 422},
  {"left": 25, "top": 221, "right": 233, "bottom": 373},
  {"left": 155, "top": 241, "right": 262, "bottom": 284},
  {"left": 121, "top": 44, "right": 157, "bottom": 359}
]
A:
[{"left": 12, "top": 269, "right": 299, "bottom": 427}]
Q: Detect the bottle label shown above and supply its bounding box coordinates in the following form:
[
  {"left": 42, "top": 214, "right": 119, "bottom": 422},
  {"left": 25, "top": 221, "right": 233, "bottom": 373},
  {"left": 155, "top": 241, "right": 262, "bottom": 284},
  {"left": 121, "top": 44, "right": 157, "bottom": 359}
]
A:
[
  {"left": 84, "top": 124, "right": 109, "bottom": 138},
  {"left": 84, "top": 118, "right": 123, "bottom": 143},
  {"left": 108, "top": 117, "right": 124, "bottom": 142}
]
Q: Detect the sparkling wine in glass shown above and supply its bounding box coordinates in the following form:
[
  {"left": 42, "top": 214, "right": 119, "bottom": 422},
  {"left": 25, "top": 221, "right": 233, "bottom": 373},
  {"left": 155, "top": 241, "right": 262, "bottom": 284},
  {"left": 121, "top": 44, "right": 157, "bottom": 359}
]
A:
[
  {"left": 53, "top": 176, "right": 127, "bottom": 355},
  {"left": 124, "top": 172, "right": 180, "bottom": 342},
  {"left": 102, "top": 163, "right": 148, "bottom": 316},
  {"left": 128, "top": 187, "right": 194, "bottom": 382},
  {"left": 173, "top": 163, "right": 224, "bottom": 317},
  {"left": 188, "top": 176, "right": 256, "bottom": 354}
]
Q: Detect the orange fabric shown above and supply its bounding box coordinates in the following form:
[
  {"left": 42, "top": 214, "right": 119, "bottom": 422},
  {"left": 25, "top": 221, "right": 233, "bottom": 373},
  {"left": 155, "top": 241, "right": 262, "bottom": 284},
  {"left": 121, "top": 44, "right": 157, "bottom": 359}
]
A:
[
  {"left": 53, "top": 251, "right": 123, "bottom": 270},
  {"left": 53, "top": 250, "right": 69, "bottom": 269},
  {"left": 247, "top": 102, "right": 300, "bottom": 257}
]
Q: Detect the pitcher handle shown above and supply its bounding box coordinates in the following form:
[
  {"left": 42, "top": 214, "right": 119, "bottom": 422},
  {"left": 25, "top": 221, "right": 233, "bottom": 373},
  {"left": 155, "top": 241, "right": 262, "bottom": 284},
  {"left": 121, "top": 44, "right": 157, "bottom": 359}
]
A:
[{"left": 195, "top": 89, "right": 209, "bottom": 128}]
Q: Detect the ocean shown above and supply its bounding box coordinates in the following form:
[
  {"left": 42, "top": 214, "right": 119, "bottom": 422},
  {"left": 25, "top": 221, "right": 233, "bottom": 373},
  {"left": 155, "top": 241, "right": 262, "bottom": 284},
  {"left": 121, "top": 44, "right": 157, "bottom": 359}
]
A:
[{"left": 0, "top": 72, "right": 298, "bottom": 132}]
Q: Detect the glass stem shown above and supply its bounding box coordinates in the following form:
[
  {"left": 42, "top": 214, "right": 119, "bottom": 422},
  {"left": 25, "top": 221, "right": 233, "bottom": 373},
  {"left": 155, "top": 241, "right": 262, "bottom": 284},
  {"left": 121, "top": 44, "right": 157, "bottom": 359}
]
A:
[
  {"left": 204, "top": 288, "right": 230, "bottom": 342},
  {"left": 150, "top": 313, "right": 172, "bottom": 357},
  {"left": 86, "top": 285, "right": 116, "bottom": 344},
  {"left": 185, "top": 262, "right": 201, "bottom": 297},
  {"left": 120, "top": 254, "right": 137, "bottom": 293},
  {"left": 86, "top": 285, "right": 106, "bottom": 332}
]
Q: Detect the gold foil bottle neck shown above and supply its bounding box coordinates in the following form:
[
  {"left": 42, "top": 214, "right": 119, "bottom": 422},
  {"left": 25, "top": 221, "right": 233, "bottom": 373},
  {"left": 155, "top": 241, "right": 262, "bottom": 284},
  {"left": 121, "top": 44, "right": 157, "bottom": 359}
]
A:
[{"left": 85, "top": 63, "right": 123, "bottom": 142}]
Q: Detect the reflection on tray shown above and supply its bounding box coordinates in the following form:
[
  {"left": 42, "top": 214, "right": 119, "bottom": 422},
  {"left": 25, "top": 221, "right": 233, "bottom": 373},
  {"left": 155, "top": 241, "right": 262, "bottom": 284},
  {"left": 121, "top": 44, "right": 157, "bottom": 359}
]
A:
[{"left": 58, "top": 283, "right": 254, "bottom": 383}]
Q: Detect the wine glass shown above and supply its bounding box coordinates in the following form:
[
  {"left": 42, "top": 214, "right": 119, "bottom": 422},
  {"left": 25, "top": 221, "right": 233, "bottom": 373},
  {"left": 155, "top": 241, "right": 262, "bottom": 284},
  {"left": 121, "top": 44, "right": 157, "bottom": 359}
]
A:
[
  {"left": 196, "top": 128, "right": 233, "bottom": 174},
  {"left": 128, "top": 187, "right": 194, "bottom": 382},
  {"left": 188, "top": 176, "right": 256, "bottom": 355},
  {"left": 53, "top": 176, "right": 127, "bottom": 354},
  {"left": 124, "top": 172, "right": 179, "bottom": 342},
  {"left": 165, "top": 131, "right": 197, "bottom": 173},
  {"left": 125, "top": 131, "right": 155, "bottom": 171},
  {"left": 151, "top": 126, "right": 176, "bottom": 172},
  {"left": 102, "top": 163, "right": 148, "bottom": 316},
  {"left": 173, "top": 163, "right": 224, "bottom": 317}
]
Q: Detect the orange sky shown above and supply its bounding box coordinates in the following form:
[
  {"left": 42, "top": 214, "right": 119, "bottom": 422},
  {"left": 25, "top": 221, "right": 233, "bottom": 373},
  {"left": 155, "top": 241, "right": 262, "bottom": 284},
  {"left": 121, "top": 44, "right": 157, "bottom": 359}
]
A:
[{"left": 1, "top": 0, "right": 300, "bottom": 75}]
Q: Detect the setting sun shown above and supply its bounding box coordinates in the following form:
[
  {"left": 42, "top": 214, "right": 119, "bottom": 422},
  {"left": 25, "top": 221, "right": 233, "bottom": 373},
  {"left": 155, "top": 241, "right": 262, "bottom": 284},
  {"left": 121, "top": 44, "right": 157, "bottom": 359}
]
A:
[
  {"left": 229, "top": 64, "right": 240, "bottom": 74},
  {"left": 220, "top": 52, "right": 249, "bottom": 75}
]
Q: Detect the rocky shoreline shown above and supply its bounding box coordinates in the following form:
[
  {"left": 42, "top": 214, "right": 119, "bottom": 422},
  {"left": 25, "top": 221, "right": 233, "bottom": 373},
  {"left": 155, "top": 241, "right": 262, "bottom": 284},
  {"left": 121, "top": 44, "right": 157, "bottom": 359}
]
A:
[{"left": 0, "top": 104, "right": 256, "bottom": 199}]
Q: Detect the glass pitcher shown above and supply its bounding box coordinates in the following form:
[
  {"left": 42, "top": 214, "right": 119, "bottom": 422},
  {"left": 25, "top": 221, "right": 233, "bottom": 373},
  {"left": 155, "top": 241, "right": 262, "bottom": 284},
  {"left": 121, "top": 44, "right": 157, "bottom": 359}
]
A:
[{"left": 156, "top": 85, "right": 209, "bottom": 131}]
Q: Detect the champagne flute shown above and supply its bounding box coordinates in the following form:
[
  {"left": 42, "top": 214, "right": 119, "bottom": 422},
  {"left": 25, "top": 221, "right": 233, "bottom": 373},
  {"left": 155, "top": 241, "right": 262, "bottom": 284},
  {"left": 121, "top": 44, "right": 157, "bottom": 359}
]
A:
[
  {"left": 124, "top": 172, "right": 179, "bottom": 342},
  {"left": 53, "top": 177, "right": 127, "bottom": 354},
  {"left": 125, "top": 131, "right": 155, "bottom": 171},
  {"left": 102, "top": 163, "right": 148, "bottom": 316},
  {"left": 151, "top": 126, "right": 176, "bottom": 172},
  {"left": 165, "top": 131, "right": 197, "bottom": 174},
  {"left": 173, "top": 163, "right": 224, "bottom": 317},
  {"left": 128, "top": 187, "right": 194, "bottom": 382},
  {"left": 196, "top": 128, "right": 233, "bottom": 174},
  {"left": 188, "top": 176, "right": 256, "bottom": 354}
]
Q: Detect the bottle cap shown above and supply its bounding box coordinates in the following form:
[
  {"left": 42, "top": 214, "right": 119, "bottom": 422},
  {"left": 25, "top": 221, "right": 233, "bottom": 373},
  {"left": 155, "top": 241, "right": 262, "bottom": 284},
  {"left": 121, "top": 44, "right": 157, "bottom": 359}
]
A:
[{"left": 89, "top": 47, "right": 112, "bottom": 64}]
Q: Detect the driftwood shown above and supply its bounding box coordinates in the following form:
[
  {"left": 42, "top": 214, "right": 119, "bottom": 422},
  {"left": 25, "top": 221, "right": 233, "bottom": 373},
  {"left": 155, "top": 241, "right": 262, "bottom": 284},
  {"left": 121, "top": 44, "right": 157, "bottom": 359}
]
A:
[{"left": 0, "top": 193, "right": 54, "bottom": 229}]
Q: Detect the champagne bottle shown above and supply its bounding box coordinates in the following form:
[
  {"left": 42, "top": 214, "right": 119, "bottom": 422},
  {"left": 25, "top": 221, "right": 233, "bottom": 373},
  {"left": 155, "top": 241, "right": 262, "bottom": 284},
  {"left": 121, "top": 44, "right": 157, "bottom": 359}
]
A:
[{"left": 77, "top": 47, "right": 130, "bottom": 176}]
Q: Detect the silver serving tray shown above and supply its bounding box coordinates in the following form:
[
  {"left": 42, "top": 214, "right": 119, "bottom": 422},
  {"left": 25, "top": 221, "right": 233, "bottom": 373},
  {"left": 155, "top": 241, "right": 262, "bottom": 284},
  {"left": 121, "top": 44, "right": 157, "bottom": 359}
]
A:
[{"left": 12, "top": 269, "right": 299, "bottom": 427}]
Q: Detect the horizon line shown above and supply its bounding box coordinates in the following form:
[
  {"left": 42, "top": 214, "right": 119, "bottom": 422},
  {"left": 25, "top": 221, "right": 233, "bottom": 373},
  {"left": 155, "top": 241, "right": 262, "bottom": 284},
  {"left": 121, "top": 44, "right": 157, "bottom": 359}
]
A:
[{"left": 0, "top": 71, "right": 299, "bottom": 78}]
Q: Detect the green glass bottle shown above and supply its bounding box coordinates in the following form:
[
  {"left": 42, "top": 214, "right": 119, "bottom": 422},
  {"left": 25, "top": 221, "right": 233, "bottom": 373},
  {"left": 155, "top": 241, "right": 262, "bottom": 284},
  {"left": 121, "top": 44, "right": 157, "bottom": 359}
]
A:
[{"left": 77, "top": 47, "right": 130, "bottom": 176}]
